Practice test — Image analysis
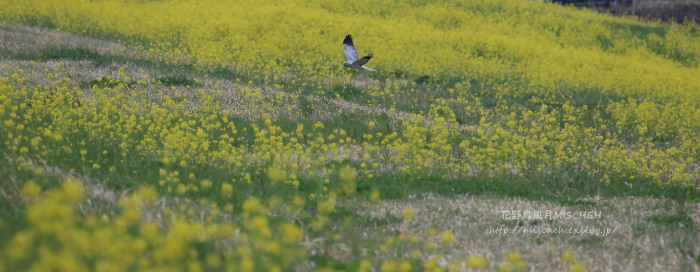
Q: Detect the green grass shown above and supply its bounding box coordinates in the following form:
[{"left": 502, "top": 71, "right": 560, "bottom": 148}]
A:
[
  {"left": 154, "top": 75, "right": 200, "bottom": 87},
  {"left": 358, "top": 173, "right": 699, "bottom": 204},
  {"left": 79, "top": 76, "right": 138, "bottom": 89},
  {"left": 645, "top": 214, "right": 695, "bottom": 228},
  {"left": 14, "top": 46, "right": 109, "bottom": 63}
]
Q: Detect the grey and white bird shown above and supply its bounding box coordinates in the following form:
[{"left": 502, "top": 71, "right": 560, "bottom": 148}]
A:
[{"left": 343, "top": 34, "right": 375, "bottom": 71}]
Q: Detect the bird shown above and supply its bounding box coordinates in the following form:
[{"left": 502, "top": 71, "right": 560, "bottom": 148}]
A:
[{"left": 343, "top": 34, "right": 375, "bottom": 71}]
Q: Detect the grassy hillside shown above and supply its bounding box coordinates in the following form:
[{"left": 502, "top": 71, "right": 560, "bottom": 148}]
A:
[{"left": 0, "top": 0, "right": 699, "bottom": 271}]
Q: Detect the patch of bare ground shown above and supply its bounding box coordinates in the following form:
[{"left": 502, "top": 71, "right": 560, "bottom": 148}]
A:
[
  {"left": 0, "top": 24, "right": 121, "bottom": 55},
  {"left": 340, "top": 194, "right": 699, "bottom": 271}
]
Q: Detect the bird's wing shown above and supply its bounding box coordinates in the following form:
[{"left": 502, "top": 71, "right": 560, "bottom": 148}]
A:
[
  {"left": 343, "top": 34, "right": 359, "bottom": 62},
  {"left": 351, "top": 53, "right": 373, "bottom": 66}
]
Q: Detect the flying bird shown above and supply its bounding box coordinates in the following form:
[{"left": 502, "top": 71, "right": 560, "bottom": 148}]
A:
[{"left": 343, "top": 34, "right": 375, "bottom": 71}]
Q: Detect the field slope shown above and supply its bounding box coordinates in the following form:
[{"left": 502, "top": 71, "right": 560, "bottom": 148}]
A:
[{"left": 0, "top": 0, "right": 699, "bottom": 271}]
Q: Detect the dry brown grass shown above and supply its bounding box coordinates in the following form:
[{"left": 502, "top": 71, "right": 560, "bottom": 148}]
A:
[
  {"left": 339, "top": 194, "right": 699, "bottom": 271},
  {"left": 0, "top": 24, "right": 121, "bottom": 55}
]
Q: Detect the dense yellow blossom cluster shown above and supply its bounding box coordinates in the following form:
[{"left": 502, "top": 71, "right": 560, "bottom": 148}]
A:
[
  {"left": 4, "top": 172, "right": 306, "bottom": 272},
  {"left": 2, "top": 0, "right": 696, "bottom": 186},
  {"left": 2, "top": 0, "right": 700, "bottom": 88},
  {"left": 0, "top": 0, "right": 698, "bottom": 270}
]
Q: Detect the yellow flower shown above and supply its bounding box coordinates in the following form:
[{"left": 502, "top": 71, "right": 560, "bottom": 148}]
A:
[
  {"left": 399, "top": 260, "right": 412, "bottom": 272},
  {"left": 402, "top": 208, "right": 415, "bottom": 220},
  {"left": 424, "top": 260, "right": 438, "bottom": 271},
  {"left": 267, "top": 165, "right": 286, "bottom": 183},
  {"left": 240, "top": 258, "right": 254, "bottom": 272},
  {"left": 424, "top": 242, "right": 439, "bottom": 250},
  {"left": 570, "top": 263, "right": 586, "bottom": 272},
  {"left": 317, "top": 198, "right": 335, "bottom": 213},
  {"left": 221, "top": 182, "right": 233, "bottom": 196},
  {"left": 498, "top": 262, "right": 513, "bottom": 272},
  {"left": 205, "top": 254, "right": 221, "bottom": 268},
  {"left": 250, "top": 216, "right": 271, "bottom": 237},
  {"left": 338, "top": 165, "right": 356, "bottom": 182},
  {"left": 242, "top": 198, "right": 260, "bottom": 213},
  {"left": 561, "top": 250, "right": 575, "bottom": 263},
  {"left": 281, "top": 222, "right": 303, "bottom": 244},
  {"left": 506, "top": 252, "right": 521, "bottom": 263},
  {"left": 134, "top": 186, "right": 158, "bottom": 203},
  {"left": 466, "top": 256, "right": 488, "bottom": 269},
  {"left": 176, "top": 184, "right": 188, "bottom": 195},
  {"left": 21, "top": 181, "right": 42, "bottom": 199},
  {"left": 514, "top": 260, "right": 527, "bottom": 271},
  {"left": 140, "top": 222, "right": 159, "bottom": 238},
  {"left": 61, "top": 179, "right": 84, "bottom": 203},
  {"left": 358, "top": 260, "right": 372, "bottom": 272},
  {"left": 440, "top": 231, "right": 454, "bottom": 244},
  {"left": 380, "top": 260, "right": 396, "bottom": 272},
  {"left": 311, "top": 216, "right": 326, "bottom": 230},
  {"left": 6, "top": 232, "right": 33, "bottom": 261},
  {"left": 370, "top": 189, "right": 381, "bottom": 202},
  {"left": 411, "top": 249, "right": 421, "bottom": 257}
]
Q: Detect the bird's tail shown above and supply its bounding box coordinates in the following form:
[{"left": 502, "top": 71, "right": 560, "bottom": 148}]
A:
[{"left": 361, "top": 66, "right": 376, "bottom": 72}]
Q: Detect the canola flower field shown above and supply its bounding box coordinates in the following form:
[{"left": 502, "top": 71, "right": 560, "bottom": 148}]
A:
[{"left": 0, "top": 0, "right": 699, "bottom": 271}]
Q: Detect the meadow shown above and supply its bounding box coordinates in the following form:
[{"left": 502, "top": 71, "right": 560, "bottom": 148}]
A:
[{"left": 0, "top": 0, "right": 698, "bottom": 271}]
